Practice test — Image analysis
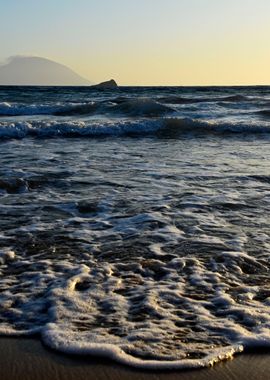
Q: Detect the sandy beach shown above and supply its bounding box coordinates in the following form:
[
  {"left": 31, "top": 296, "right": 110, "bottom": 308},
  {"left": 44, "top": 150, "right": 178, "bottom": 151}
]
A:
[{"left": 0, "top": 338, "right": 269, "bottom": 380}]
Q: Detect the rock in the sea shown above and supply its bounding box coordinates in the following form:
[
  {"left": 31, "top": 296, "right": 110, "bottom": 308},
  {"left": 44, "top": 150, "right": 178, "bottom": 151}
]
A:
[{"left": 91, "top": 79, "right": 118, "bottom": 89}]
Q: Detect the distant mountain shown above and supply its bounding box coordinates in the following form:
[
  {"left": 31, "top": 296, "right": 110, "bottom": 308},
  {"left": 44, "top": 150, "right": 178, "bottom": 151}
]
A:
[{"left": 0, "top": 56, "right": 92, "bottom": 85}]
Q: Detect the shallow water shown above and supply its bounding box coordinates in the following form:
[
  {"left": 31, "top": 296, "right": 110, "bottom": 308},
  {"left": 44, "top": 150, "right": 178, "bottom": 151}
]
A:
[{"left": 0, "top": 86, "right": 270, "bottom": 369}]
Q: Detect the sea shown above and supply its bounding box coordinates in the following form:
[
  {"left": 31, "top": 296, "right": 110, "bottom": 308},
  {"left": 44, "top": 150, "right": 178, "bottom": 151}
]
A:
[{"left": 0, "top": 85, "right": 270, "bottom": 370}]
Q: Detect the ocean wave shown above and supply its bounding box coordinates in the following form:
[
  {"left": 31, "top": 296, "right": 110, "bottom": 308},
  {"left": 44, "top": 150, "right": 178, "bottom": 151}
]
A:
[
  {"left": 158, "top": 94, "right": 252, "bottom": 105},
  {"left": 256, "top": 110, "right": 270, "bottom": 118},
  {"left": 108, "top": 98, "right": 174, "bottom": 116},
  {"left": 54, "top": 102, "right": 99, "bottom": 116},
  {"left": 220, "top": 94, "right": 249, "bottom": 102},
  {"left": 56, "top": 98, "right": 174, "bottom": 117},
  {"left": 0, "top": 98, "right": 174, "bottom": 117},
  {"left": 0, "top": 118, "right": 270, "bottom": 139},
  {"left": 161, "top": 118, "right": 270, "bottom": 135},
  {"left": 1, "top": 96, "right": 269, "bottom": 119},
  {"left": 0, "top": 101, "right": 73, "bottom": 116},
  {"left": 0, "top": 119, "right": 164, "bottom": 139}
]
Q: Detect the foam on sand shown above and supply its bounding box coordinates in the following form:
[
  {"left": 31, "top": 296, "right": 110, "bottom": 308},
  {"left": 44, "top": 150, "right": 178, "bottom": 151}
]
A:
[{"left": 43, "top": 327, "right": 243, "bottom": 370}]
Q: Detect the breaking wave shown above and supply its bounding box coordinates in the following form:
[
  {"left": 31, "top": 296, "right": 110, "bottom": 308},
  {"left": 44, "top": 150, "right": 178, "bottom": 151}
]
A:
[
  {"left": 0, "top": 118, "right": 270, "bottom": 139},
  {"left": 0, "top": 98, "right": 174, "bottom": 117},
  {"left": 1, "top": 95, "right": 269, "bottom": 120}
]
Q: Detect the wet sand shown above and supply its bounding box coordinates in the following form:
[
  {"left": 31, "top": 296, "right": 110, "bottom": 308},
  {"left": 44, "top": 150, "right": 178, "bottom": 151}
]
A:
[{"left": 0, "top": 338, "right": 269, "bottom": 380}]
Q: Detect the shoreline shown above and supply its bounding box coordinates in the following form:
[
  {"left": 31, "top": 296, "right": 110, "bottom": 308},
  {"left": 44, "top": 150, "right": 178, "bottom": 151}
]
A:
[{"left": 0, "top": 337, "right": 269, "bottom": 380}]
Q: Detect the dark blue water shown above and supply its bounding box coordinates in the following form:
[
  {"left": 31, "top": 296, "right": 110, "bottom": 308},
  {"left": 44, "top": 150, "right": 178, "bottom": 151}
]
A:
[{"left": 0, "top": 86, "right": 270, "bottom": 369}]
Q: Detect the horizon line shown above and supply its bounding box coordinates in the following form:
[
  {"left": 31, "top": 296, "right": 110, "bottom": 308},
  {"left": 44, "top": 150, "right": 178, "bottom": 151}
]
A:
[{"left": 0, "top": 84, "right": 270, "bottom": 87}]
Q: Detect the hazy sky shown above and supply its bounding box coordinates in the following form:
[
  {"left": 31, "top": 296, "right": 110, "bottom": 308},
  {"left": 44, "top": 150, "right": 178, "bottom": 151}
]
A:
[{"left": 1, "top": 0, "right": 270, "bottom": 85}]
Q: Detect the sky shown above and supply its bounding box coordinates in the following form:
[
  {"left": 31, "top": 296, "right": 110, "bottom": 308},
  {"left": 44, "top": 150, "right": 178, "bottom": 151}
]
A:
[{"left": 1, "top": 0, "right": 270, "bottom": 85}]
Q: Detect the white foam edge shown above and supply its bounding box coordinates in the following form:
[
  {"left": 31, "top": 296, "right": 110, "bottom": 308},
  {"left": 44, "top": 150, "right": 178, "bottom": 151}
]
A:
[{"left": 42, "top": 325, "right": 243, "bottom": 370}]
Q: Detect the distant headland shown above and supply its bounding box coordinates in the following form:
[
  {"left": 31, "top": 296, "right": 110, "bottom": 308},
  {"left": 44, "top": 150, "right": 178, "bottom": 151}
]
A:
[{"left": 0, "top": 56, "right": 117, "bottom": 87}]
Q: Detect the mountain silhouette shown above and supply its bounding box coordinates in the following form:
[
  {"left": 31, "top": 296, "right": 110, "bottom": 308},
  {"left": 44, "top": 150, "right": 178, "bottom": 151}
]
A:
[{"left": 0, "top": 56, "right": 92, "bottom": 85}]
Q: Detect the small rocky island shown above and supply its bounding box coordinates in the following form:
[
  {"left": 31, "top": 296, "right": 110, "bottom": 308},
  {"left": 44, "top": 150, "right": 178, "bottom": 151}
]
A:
[{"left": 91, "top": 79, "right": 118, "bottom": 89}]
